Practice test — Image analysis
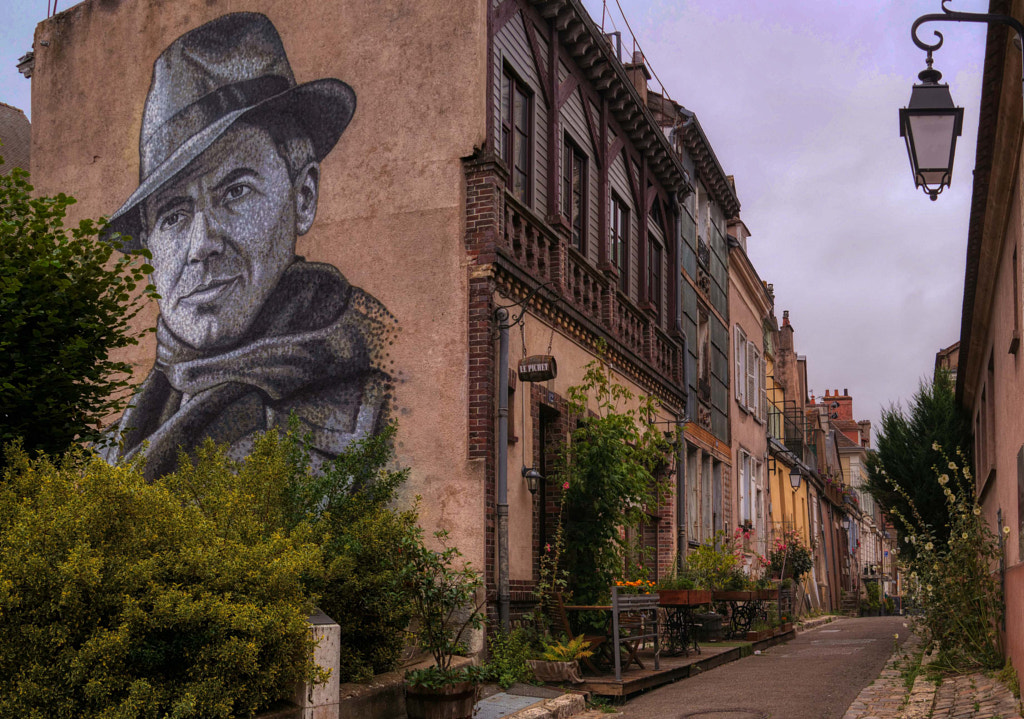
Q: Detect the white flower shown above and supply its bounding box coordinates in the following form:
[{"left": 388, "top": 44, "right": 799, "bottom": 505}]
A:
[
  {"left": 932, "top": 442, "right": 940, "bottom": 451},
  {"left": 944, "top": 487, "right": 952, "bottom": 496},
  {"left": 962, "top": 532, "right": 969, "bottom": 540},
  {"left": 938, "top": 475, "right": 949, "bottom": 485},
  {"left": 925, "top": 542, "right": 934, "bottom": 551},
  {"left": 948, "top": 461, "right": 958, "bottom": 470},
  {"left": 948, "top": 494, "right": 956, "bottom": 503},
  {"left": 1005, "top": 526, "right": 1012, "bottom": 535},
  {"left": 974, "top": 507, "right": 981, "bottom": 516},
  {"left": 927, "top": 584, "right": 933, "bottom": 591}
]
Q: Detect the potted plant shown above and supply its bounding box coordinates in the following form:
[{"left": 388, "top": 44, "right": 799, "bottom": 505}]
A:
[
  {"left": 656, "top": 574, "right": 698, "bottom": 606},
  {"left": 527, "top": 634, "right": 594, "bottom": 684},
  {"left": 403, "top": 529, "right": 486, "bottom": 719}
]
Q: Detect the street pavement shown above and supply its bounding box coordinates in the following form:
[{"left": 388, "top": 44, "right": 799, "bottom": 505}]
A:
[{"left": 616, "top": 616, "right": 910, "bottom": 719}]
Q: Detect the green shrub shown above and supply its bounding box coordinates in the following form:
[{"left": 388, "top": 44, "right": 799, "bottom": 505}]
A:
[
  {"left": 0, "top": 445, "right": 321, "bottom": 719},
  {"left": 486, "top": 628, "right": 535, "bottom": 689},
  {"left": 169, "top": 422, "right": 420, "bottom": 685}
]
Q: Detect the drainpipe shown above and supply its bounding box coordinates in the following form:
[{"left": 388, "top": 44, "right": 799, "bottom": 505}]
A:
[
  {"left": 676, "top": 417, "right": 686, "bottom": 563},
  {"left": 495, "top": 307, "right": 511, "bottom": 631}
]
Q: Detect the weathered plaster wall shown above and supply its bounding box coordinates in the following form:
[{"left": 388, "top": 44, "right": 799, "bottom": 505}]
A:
[{"left": 30, "top": 0, "right": 487, "bottom": 562}]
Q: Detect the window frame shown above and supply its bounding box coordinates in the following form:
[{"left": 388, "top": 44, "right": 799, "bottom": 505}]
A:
[
  {"left": 648, "top": 238, "right": 662, "bottom": 321},
  {"left": 611, "top": 192, "right": 630, "bottom": 294},
  {"left": 562, "top": 134, "right": 588, "bottom": 252},
  {"left": 501, "top": 66, "right": 533, "bottom": 206}
]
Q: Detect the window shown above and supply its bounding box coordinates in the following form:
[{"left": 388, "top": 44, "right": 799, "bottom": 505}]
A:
[
  {"left": 734, "top": 325, "right": 765, "bottom": 421},
  {"left": 648, "top": 240, "right": 662, "bottom": 320},
  {"left": 501, "top": 68, "right": 532, "bottom": 205},
  {"left": 562, "top": 136, "right": 587, "bottom": 251},
  {"left": 611, "top": 193, "right": 629, "bottom": 294},
  {"left": 701, "top": 452, "right": 713, "bottom": 541},
  {"left": 739, "top": 450, "right": 751, "bottom": 526}
]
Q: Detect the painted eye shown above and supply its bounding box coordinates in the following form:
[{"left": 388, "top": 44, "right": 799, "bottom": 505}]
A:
[
  {"left": 159, "top": 210, "right": 187, "bottom": 231},
  {"left": 224, "top": 184, "right": 251, "bottom": 202}
]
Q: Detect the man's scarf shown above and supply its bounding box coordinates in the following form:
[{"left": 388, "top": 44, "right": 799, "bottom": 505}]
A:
[{"left": 110, "top": 260, "right": 387, "bottom": 479}]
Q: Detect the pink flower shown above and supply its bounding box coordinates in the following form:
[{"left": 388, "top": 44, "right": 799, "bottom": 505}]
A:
[
  {"left": 545, "top": 543, "right": 551, "bottom": 553},
  {"left": 562, "top": 481, "right": 569, "bottom": 490}
]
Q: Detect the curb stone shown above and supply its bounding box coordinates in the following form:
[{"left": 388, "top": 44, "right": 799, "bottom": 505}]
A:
[
  {"left": 796, "top": 615, "right": 836, "bottom": 633},
  {"left": 504, "top": 692, "right": 589, "bottom": 719}
]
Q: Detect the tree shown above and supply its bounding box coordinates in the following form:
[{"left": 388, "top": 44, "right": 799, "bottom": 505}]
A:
[
  {"left": 0, "top": 165, "right": 156, "bottom": 462},
  {"left": 864, "top": 369, "right": 972, "bottom": 557},
  {"left": 558, "top": 356, "right": 672, "bottom": 604}
]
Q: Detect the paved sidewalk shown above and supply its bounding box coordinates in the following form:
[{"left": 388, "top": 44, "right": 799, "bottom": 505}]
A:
[
  {"left": 931, "top": 673, "right": 1021, "bottom": 719},
  {"left": 842, "top": 630, "right": 1022, "bottom": 719},
  {"left": 841, "top": 632, "right": 923, "bottom": 719}
]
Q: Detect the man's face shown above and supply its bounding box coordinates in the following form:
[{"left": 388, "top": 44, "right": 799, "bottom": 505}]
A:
[{"left": 143, "top": 124, "right": 310, "bottom": 351}]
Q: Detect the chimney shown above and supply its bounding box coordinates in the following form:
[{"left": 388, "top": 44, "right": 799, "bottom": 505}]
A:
[
  {"left": 624, "top": 51, "right": 651, "bottom": 106},
  {"left": 782, "top": 310, "right": 790, "bottom": 327}
]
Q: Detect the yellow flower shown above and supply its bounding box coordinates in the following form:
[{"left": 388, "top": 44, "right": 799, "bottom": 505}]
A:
[
  {"left": 927, "top": 584, "right": 933, "bottom": 591},
  {"left": 925, "top": 542, "right": 933, "bottom": 551},
  {"left": 1004, "top": 526, "right": 1012, "bottom": 535},
  {"left": 962, "top": 532, "right": 969, "bottom": 540},
  {"left": 973, "top": 507, "right": 981, "bottom": 516},
  {"left": 894, "top": 633, "right": 900, "bottom": 639}
]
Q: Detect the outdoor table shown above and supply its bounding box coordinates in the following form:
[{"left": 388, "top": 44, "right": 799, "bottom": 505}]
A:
[
  {"left": 711, "top": 591, "right": 771, "bottom": 639},
  {"left": 657, "top": 590, "right": 712, "bottom": 656}
]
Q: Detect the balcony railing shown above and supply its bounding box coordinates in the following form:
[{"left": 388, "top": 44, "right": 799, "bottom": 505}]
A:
[{"left": 500, "top": 192, "right": 682, "bottom": 387}]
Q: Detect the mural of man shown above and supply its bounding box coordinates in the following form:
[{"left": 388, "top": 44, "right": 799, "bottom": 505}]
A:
[{"left": 101, "top": 12, "right": 393, "bottom": 479}]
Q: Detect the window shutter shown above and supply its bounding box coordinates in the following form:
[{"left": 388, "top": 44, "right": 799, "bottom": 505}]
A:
[
  {"left": 746, "top": 342, "right": 757, "bottom": 412},
  {"left": 734, "top": 326, "right": 745, "bottom": 403},
  {"left": 760, "top": 356, "right": 768, "bottom": 422}
]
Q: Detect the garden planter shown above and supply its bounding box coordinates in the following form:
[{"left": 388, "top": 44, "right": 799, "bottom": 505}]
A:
[
  {"left": 745, "top": 629, "right": 773, "bottom": 642},
  {"left": 713, "top": 590, "right": 757, "bottom": 601},
  {"left": 757, "top": 589, "right": 779, "bottom": 600},
  {"left": 405, "top": 680, "right": 478, "bottom": 719},
  {"left": 777, "top": 622, "right": 793, "bottom": 634},
  {"left": 527, "top": 659, "right": 583, "bottom": 684},
  {"left": 658, "top": 589, "right": 691, "bottom": 605},
  {"left": 688, "top": 590, "right": 713, "bottom": 605}
]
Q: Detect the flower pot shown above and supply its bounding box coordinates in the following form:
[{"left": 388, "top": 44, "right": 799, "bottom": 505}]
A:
[
  {"left": 778, "top": 622, "right": 793, "bottom": 634},
  {"left": 405, "top": 680, "right": 478, "bottom": 719},
  {"left": 527, "top": 659, "right": 583, "bottom": 684}
]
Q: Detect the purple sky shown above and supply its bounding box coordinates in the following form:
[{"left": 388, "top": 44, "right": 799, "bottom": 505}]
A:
[
  {"left": 0, "top": 0, "right": 991, "bottom": 444},
  {"left": 581, "top": 0, "right": 989, "bottom": 442}
]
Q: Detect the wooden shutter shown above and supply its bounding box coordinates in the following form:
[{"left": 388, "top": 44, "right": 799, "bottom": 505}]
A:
[
  {"left": 734, "top": 326, "right": 745, "bottom": 403},
  {"left": 746, "top": 342, "right": 757, "bottom": 412},
  {"left": 760, "top": 355, "right": 768, "bottom": 422}
]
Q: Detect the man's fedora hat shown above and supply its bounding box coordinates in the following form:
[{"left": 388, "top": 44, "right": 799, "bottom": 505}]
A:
[{"left": 105, "top": 12, "right": 355, "bottom": 251}]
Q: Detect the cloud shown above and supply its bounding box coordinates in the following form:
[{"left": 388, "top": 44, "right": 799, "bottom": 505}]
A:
[{"left": 584, "top": 0, "right": 986, "bottom": 439}]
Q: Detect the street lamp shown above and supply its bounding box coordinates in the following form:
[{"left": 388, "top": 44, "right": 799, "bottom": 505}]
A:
[
  {"left": 903, "top": 1, "right": 1024, "bottom": 200},
  {"left": 900, "top": 53, "right": 963, "bottom": 201},
  {"left": 789, "top": 465, "right": 802, "bottom": 491}
]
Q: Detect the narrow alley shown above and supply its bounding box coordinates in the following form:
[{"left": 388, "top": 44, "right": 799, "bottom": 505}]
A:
[{"left": 618, "top": 617, "right": 907, "bottom": 719}]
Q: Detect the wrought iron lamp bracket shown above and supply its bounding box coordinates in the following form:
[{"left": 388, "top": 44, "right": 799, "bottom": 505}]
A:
[{"left": 912, "top": 0, "right": 1024, "bottom": 113}]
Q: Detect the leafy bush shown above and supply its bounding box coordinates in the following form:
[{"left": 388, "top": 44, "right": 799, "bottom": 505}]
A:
[
  {"left": 887, "top": 445, "right": 1003, "bottom": 672},
  {"left": 486, "top": 628, "right": 535, "bottom": 688},
  {"left": 559, "top": 355, "right": 672, "bottom": 604},
  {"left": 403, "top": 529, "right": 485, "bottom": 688},
  {"left": 169, "top": 422, "right": 420, "bottom": 684},
  {"left": 0, "top": 445, "right": 321, "bottom": 719},
  {"left": 684, "top": 531, "right": 746, "bottom": 590},
  {"left": 768, "top": 528, "right": 814, "bottom": 582},
  {"left": 0, "top": 166, "right": 157, "bottom": 465},
  {"left": 539, "top": 634, "right": 595, "bottom": 662}
]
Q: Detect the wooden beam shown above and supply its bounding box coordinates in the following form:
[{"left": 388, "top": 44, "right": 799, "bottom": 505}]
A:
[
  {"left": 556, "top": 74, "right": 579, "bottom": 111},
  {"left": 493, "top": 0, "right": 518, "bottom": 34},
  {"left": 524, "top": 18, "right": 553, "bottom": 107}
]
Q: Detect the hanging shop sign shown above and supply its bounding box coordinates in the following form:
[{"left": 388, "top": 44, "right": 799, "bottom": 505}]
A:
[{"left": 517, "top": 355, "right": 557, "bottom": 382}]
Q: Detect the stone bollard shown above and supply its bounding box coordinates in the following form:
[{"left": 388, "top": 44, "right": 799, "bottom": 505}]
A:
[{"left": 293, "top": 610, "right": 341, "bottom": 719}]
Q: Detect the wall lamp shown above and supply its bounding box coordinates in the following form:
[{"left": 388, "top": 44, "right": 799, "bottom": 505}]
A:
[
  {"left": 522, "top": 467, "right": 543, "bottom": 494},
  {"left": 901, "top": 1, "right": 1024, "bottom": 200}
]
